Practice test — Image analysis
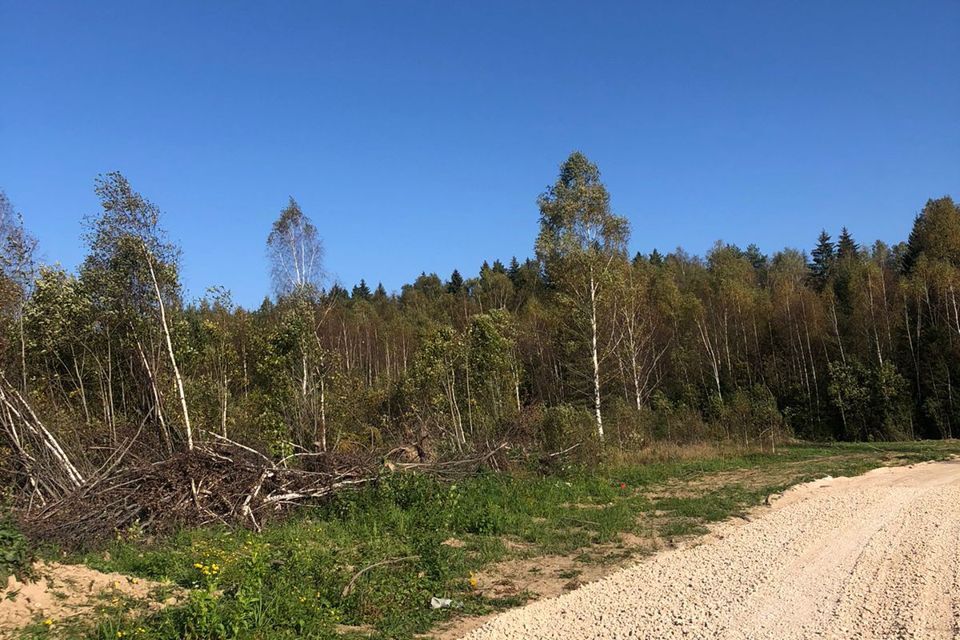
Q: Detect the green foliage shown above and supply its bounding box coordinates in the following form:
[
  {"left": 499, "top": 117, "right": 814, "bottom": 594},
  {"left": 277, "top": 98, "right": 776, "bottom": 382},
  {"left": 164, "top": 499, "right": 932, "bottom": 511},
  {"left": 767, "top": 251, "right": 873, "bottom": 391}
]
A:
[
  {"left": 634, "top": 393, "right": 711, "bottom": 444},
  {"left": 23, "top": 267, "right": 91, "bottom": 359},
  {"left": 539, "top": 404, "right": 596, "bottom": 453},
  {"left": 827, "top": 360, "right": 911, "bottom": 441},
  {"left": 0, "top": 518, "right": 32, "bottom": 581},
  {"left": 714, "top": 386, "right": 786, "bottom": 445},
  {"left": 903, "top": 196, "right": 960, "bottom": 273},
  {"left": 535, "top": 152, "right": 629, "bottom": 267},
  {"left": 809, "top": 230, "right": 835, "bottom": 289}
]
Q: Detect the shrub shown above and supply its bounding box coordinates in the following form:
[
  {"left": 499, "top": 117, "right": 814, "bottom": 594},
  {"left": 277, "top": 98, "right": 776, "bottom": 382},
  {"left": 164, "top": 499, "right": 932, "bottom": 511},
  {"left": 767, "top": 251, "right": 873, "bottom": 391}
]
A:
[
  {"left": 0, "top": 519, "right": 32, "bottom": 581},
  {"left": 643, "top": 391, "right": 714, "bottom": 444},
  {"left": 538, "top": 404, "right": 598, "bottom": 457},
  {"left": 716, "top": 385, "right": 787, "bottom": 447},
  {"left": 604, "top": 398, "right": 648, "bottom": 449},
  {"left": 828, "top": 360, "right": 910, "bottom": 441}
]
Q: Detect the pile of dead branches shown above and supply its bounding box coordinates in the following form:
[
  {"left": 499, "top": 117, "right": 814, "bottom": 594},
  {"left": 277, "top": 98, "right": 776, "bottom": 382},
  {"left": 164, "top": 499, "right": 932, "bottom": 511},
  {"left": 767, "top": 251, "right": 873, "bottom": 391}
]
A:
[
  {"left": 20, "top": 442, "right": 376, "bottom": 547},
  {"left": 1, "top": 377, "right": 513, "bottom": 549},
  {"left": 0, "top": 377, "right": 86, "bottom": 505},
  {"left": 21, "top": 442, "right": 512, "bottom": 548},
  {"left": 3, "top": 405, "right": 510, "bottom": 548},
  {"left": 383, "top": 442, "right": 509, "bottom": 479}
]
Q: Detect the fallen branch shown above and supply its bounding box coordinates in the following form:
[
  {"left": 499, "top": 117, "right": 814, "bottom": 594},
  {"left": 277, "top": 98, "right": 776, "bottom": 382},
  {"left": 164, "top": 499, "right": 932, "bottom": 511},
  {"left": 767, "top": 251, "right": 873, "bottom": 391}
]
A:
[
  {"left": 341, "top": 555, "right": 420, "bottom": 597},
  {"left": 0, "top": 375, "right": 86, "bottom": 499},
  {"left": 547, "top": 442, "right": 582, "bottom": 458}
]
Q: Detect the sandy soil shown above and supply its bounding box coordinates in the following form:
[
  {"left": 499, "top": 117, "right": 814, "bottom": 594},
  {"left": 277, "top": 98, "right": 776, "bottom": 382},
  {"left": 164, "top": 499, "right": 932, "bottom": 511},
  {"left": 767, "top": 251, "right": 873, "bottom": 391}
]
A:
[
  {"left": 461, "top": 459, "right": 960, "bottom": 639},
  {"left": 0, "top": 561, "right": 172, "bottom": 638}
]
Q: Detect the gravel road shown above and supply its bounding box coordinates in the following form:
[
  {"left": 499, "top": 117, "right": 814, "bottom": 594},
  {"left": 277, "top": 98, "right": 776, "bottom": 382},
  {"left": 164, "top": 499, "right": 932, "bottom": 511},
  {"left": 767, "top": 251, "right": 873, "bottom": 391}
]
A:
[{"left": 461, "top": 459, "right": 960, "bottom": 639}]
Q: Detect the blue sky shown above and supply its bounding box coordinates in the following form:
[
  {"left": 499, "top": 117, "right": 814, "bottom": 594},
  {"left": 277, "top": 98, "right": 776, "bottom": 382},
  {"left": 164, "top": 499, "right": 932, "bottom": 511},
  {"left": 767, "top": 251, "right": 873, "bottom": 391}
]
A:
[{"left": 2, "top": 1, "right": 957, "bottom": 307}]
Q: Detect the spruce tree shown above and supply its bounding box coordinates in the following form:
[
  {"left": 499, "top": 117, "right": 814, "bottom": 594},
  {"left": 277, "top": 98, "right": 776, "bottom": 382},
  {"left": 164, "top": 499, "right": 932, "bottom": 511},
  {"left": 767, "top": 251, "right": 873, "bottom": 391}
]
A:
[
  {"left": 351, "top": 279, "right": 371, "bottom": 300},
  {"left": 507, "top": 257, "right": 521, "bottom": 287},
  {"left": 446, "top": 269, "right": 464, "bottom": 294},
  {"left": 744, "top": 244, "right": 767, "bottom": 271},
  {"left": 328, "top": 283, "right": 350, "bottom": 302},
  {"left": 902, "top": 197, "right": 960, "bottom": 274},
  {"left": 809, "top": 230, "right": 835, "bottom": 289},
  {"left": 837, "top": 227, "right": 859, "bottom": 261}
]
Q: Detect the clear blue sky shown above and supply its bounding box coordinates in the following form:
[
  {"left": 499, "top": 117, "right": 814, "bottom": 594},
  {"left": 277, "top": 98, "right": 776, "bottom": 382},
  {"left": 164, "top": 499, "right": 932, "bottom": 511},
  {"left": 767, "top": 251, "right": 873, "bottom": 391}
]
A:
[{"left": 2, "top": 1, "right": 957, "bottom": 307}]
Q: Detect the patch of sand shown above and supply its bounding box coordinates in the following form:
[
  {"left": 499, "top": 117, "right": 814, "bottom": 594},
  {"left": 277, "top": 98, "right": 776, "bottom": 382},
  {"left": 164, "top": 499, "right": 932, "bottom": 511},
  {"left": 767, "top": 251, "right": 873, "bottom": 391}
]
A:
[{"left": 0, "top": 561, "right": 173, "bottom": 638}]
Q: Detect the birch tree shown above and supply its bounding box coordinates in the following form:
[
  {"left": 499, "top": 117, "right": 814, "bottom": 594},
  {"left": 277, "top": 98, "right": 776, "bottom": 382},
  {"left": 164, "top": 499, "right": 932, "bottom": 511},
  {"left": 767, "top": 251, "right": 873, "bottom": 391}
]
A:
[
  {"left": 266, "top": 199, "right": 331, "bottom": 450},
  {"left": 615, "top": 258, "right": 674, "bottom": 410},
  {"left": 84, "top": 172, "right": 193, "bottom": 450},
  {"left": 0, "top": 191, "right": 38, "bottom": 392},
  {"left": 267, "top": 198, "right": 325, "bottom": 299},
  {"left": 535, "top": 152, "right": 629, "bottom": 438}
]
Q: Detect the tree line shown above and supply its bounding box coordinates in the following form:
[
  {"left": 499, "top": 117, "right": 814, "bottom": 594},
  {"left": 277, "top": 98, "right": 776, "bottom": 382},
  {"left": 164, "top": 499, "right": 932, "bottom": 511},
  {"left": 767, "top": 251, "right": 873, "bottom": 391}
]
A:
[{"left": 1, "top": 153, "right": 959, "bottom": 470}]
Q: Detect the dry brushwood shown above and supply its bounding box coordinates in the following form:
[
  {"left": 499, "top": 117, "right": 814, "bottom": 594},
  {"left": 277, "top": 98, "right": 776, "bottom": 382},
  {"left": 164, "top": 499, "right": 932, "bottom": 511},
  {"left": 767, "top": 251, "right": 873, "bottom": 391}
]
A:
[
  {"left": 14, "top": 436, "right": 509, "bottom": 550},
  {"left": 2, "top": 378, "right": 509, "bottom": 548},
  {"left": 0, "top": 375, "right": 87, "bottom": 506},
  {"left": 21, "top": 443, "right": 376, "bottom": 547},
  {"left": 23, "top": 442, "right": 509, "bottom": 548},
  {"left": 383, "top": 442, "right": 509, "bottom": 479}
]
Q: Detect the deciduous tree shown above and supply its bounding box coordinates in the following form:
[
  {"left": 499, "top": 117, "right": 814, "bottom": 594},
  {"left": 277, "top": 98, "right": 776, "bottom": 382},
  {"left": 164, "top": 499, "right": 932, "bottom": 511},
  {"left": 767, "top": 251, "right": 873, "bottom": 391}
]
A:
[{"left": 535, "top": 152, "right": 629, "bottom": 438}]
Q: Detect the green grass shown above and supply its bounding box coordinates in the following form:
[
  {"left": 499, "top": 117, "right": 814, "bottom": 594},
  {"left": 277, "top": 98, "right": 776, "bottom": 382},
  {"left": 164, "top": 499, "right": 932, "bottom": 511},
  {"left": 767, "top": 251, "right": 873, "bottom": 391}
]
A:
[{"left": 24, "top": 440, "right": 960, "bottom": 639}]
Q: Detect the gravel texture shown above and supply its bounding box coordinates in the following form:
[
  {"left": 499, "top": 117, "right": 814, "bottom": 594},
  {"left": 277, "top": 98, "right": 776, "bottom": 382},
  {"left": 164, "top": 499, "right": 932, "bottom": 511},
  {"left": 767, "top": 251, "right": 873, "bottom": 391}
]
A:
[{"left": 461, "top": 459, "right": 960, "bottom": 640}]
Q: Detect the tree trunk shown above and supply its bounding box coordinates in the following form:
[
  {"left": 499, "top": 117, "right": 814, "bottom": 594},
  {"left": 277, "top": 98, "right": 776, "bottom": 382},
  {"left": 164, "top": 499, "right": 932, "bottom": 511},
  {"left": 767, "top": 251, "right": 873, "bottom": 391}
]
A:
[
  {"left": 319, "top": 373, "right": 327, "bottom": 451},
  {"left": 220, "top": 374, "right": 228, "bottom": 438},
  {"left": 145, "top": 247, "right": 193, "bottom": 451},
  {"left": 696, "top": 317, "right": 723, "bottom": 401},
  {"left": 589, "top": 270, "right": 604, "bottom": 439},
  {"left": 19, "top": 311, "right": 27, "bottom": 393},
  {"left": 136, "top": 338, "right": 173, "bottom": 455}
]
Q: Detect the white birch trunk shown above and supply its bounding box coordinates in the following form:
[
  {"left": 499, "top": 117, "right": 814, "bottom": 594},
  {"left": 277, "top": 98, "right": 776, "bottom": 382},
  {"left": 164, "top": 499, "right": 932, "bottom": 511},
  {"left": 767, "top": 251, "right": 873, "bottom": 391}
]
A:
[
  {"left": 589, "top": 269, "right": 603, "bottom": 439},
  {"left": 145, "top": 247, "right": 193, "bottom": 451}
]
